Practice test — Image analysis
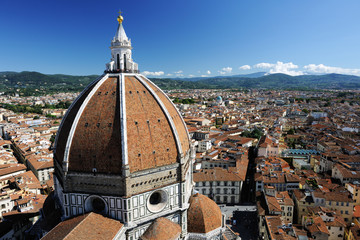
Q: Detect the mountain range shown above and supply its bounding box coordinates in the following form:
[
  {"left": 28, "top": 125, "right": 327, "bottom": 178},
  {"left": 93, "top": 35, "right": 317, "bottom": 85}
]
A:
[{"left": 1, "top": 71, "right": 360, "bottom": 96}]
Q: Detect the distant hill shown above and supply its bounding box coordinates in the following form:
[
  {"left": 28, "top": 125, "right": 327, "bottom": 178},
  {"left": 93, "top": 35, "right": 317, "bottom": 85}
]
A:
[
  {"left": 0, "top": 71, "right": 99, "bottom": 95},
  {"left": 0, "top": 71, "right": 360, "bottom": 96},
  {"left": 228, "top": 72, "right": 267, "bottom": 78},
  {"left": 152, "top": 73, "right": 360, "bottom": 90},
  {"left": 172, "top": 72, "right": 267, "bottom": 81}
]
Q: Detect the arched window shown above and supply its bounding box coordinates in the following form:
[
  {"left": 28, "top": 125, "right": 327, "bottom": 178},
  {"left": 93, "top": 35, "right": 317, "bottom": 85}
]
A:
[{"left": 117, "top": 54, "right": 120, "bottom": 70}]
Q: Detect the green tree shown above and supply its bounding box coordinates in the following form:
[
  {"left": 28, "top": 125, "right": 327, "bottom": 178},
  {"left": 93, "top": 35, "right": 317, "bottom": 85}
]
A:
[
  {"left": 46, "top": 114, "right": 57, "bottom": 119},
  {"left": 302, "top": 109, "right": 309, "bottom": 114},
  {"left": 241, "top": 128, "right": 263, "bottom": 139},
  {"left": 324, "top": 102, "right": 331, "bottom": 107},
  {"left": 50, "top": 134, "right": 56, "bottom": 143},
  {"left": 287, "top": 129, "right": 295, "bottom": 135}
]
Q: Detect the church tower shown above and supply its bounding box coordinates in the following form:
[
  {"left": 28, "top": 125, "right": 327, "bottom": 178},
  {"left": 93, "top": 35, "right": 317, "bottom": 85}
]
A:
[{"left": 45, "top": 12, "right": 228, "bottom": 240}]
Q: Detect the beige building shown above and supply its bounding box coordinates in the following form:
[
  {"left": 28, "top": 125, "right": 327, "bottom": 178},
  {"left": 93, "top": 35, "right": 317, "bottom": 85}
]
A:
[
  {"left": 27, "top": 156, "right": 54, "bottom": 184},
  {"left": 332, "top": 162, "right": 360, "bottom": 184},
  {"left": 313, "top": 191, "right": 354, "bottom": 223},
  {"left": 257, "top": 136, "right": 280, "bottom": 158},
  {"left": 345, "top": 183, "right": 360, "bottom": 205},
  {"left": 293, "top": 189, "right": 355, "bottom": 224},
  {"left": 264, "top": 187, "right": 294, "bottom": 223},
  {"left": 194, "top": 167, "right": 245, "bottom": 204},
  {"left": 302, "top": 207, "right": 346, "bottom": 240},
  {"left": 293, "top": 189, "right": 316, "bottom": 224}
]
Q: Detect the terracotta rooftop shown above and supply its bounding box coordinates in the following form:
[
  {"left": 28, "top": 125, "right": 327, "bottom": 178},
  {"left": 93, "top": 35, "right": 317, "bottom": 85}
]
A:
[
  {"left": 354, "top": 206, "right": 360, "bottom": 218},
  {"left": 27, "top": 157, "right": 54, "bottom": 170},
  {"left": 193, "top": 167, "right": 246, "bottom": 182},
  {"left": 304, "top": 216, "right": 330, "bottom": 236},
  {"left": 140, "top": 217, "right": 181, "bottom": 240},
  {"left": 187, "top": 193, "right": 222, "bottom": 233},
  {"left": 0, "top": 164, "right": 26, "bottom": 178},
  {"left": 264, "top": 216, "right": 296, "bottom": 240},
  {"left": 322, "top": 190, "right": 353, "bottom": 202},
  {"left": 41, "top": 212, "right": 123, "bottom": 240}
]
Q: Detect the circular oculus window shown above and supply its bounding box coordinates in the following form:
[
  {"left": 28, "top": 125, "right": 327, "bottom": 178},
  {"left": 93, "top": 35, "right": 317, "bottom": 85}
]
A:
[
  {"left": 147, "top": 190, "right": 168, "bottom": 213},
  {"left": 84, "top": 195, "right": 108, "bottom": 215}
]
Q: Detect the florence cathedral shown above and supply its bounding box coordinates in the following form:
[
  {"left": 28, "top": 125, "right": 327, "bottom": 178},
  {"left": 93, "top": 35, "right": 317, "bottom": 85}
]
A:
[{"left": 40, "top": 12, "right": 235, "bottom": 240}]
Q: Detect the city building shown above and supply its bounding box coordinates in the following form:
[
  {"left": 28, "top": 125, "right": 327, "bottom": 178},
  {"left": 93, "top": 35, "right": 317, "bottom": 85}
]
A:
[{"left": 194, "top": 167, "right": 245, "bottom": 204}]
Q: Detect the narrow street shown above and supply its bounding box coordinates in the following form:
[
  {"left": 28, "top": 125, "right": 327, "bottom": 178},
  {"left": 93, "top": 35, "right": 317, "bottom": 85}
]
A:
[
  {"left": 220, "top": 146, "right": 260, "bottom": 239},
  {"left": 241, "top": 146, "right": 257, "bottom": 203}
]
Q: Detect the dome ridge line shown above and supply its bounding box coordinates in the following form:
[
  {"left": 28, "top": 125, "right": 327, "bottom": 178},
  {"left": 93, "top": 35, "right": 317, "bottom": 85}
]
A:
[
  {"left": 134, "top": 75, "right": 183, "bottom": 156},
  {"left": 63, "top": 74, "right": 111, "bottom": 174},
  {"left": 138, "top": 75, "right": 191, "bottom": 153},
  {"left": 54, "top": 73, "right": 106, "bottom": 156},
  {"left": 119, "top": 73, "right": 129, "bottom": 172}
]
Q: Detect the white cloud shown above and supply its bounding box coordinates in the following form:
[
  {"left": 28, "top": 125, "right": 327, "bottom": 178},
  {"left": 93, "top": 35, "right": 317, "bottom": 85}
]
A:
[
  {"left": 253, "top": 61, "right": 360, "bottom": 76},
  {"left": 269, "top": 62, "right": 303, "bottom": 76},
  {"left": 254, "top": 62, "right": 274, "bottom": 69},
  {"left": 239, "top": 65, "right": 251, "bottom": 70},
  {"left": 254, "top": 61, "right": 303, "bottom": 76},
  {"left": 143, "top": 63, "right": 360, "bottom": 78},
  {"left": 174, "top": 70, "right": 184, "bottom": 77},
  {"left": 223, "top": 67, "right": 232, "bottom": 73},
  {"left": 218, "top": 67, "right": 232, "bottom": 75},
  {"left": 142, "top": 71, "right": 165, "bottom": 76},
  {"left": 304, "top": 64, "right": 360, "bottom": 76}
]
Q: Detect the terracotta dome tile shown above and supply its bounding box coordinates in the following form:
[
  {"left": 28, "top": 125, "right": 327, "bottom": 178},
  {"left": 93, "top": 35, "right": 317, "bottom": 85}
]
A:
[
  {"left": 125, "top": 76, "right": 178, "bottom": 172},
  {"left": 187, "top": 193, "right": 222, "bottom": 233},
  {"left": 54, "top": 74, "right": 189, "bottom": 176},
  {"left": 140, "top": 217, "right": 181, "bottom": 240}
]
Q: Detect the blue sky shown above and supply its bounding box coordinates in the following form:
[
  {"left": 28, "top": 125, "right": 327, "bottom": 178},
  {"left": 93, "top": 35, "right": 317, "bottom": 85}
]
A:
[{"left": 1, "top": 0, "right": 360, "bottom": 77}]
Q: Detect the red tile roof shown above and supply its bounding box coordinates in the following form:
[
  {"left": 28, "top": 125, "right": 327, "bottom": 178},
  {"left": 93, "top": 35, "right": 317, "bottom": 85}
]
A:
[
  {"left": 140, "top": 217, "right": 181, "bottom": 240},
  {"left": 193, "top": 167, "right": 246, "bottom": 182},
  {"left": 41, "top": 212, "right": 123, "bottom": 240},
  {"left": 125, "top": 76, "right": 178, "bottom": 172},
  {"left": 187, "top": 193, "right": 222, "bottom": 233},
  {"left": 141, "top": 76, "right": 189, "bottom": 154},
  {"left": 68, "top": 77, "right": 123, "bottom": 173},
  {"left": 0, "top": 164, "right": 26, "bottom": 178}
]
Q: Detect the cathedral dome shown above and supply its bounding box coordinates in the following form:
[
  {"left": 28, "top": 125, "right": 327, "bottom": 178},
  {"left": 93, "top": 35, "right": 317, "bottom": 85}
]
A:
[
  {"left": 50, "top": 13, "right": 199, "bottom": 240},
  {"left": 53, "top": 11, "right": 193, "bottom": 202},
  {"left": 187, "top": 193, "right": 223, "bottom": 233},
  {"left": 53, "top": 12, "right": 189, "bottom": 181},
  {"left": 54, "top": 74, "right": 190, "bottom": 176}
]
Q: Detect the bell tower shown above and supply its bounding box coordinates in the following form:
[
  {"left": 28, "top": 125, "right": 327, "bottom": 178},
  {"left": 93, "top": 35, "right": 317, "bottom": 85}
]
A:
[{"left": 106, "top": 11, "right": 138, "bottom": 73}]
